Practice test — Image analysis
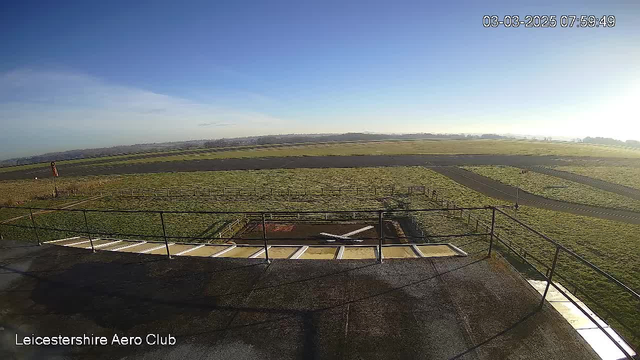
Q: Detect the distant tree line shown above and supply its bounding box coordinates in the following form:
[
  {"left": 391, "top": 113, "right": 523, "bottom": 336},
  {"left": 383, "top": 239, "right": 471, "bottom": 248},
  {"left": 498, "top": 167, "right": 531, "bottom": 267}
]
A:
[{"left": 581, "top": 137, "right": 640, "bottom": 148}]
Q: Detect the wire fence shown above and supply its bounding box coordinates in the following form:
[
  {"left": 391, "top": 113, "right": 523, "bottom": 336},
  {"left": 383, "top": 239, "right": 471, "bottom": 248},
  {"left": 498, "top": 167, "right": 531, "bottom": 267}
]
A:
[
  {"left": 53, "top": 185, "right": 430, "bottom": 200},
  {"left": 0, "top": 203, "right": 637, "bottom": 358}
]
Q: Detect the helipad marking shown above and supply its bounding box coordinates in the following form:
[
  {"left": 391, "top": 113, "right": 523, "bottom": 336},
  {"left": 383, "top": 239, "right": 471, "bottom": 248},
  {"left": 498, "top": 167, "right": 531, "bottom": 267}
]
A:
[
  {"left": 139, "top": 244, "right": 173, "bottom": 254},
  {"left": 221, "top": 246, "right": 264, "bottom": 258},
  {"left": 341, "top": 226, "right": 374, "bottom": 237},
  {"left": 112, "top": 241, "right": 147, "bottom": 251},
  {"left": 211, "top": 245, "right": 236, "bottom": 257},
  {"left": 255, "top": 246, "right": 299, "bottom": 259},
  {"left": 299, "top": 246, "right": 338, "bottom": 259},
  {"left": 87, "top": 240, "right": 122, "bottom": 249},
  {"left": 415, "top": 245, "right": 458, "bottom": 258},
  {"left": 381, "top": 246, "right": 418, "bottom": 258},
  {"left": 175, "top": 244, "right": 204, "bottom": 256},
  {"left": 342, "top": 246, "right": 376, "bottom": 259},
  {"left": 44, "top": 236, "right": 81, "bottom": 244}
]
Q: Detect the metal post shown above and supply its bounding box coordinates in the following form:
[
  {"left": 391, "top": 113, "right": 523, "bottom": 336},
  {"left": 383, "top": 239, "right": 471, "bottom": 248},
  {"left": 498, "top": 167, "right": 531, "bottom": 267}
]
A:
[
  {"left": 541, "top": 246, "right": 561, "bottom": 308},
  {"left": 29, "top": 208, "right": 41, "bottom": 246},
  {"left": 378, "top": 210, "right": 384, "bottom": 263},
  {"left": 488, "top": 207, "right": 496, "bottom": 256},
  {"left": 83, "top": 210, "right": 95, "bottom": 253},
  {"left": 159, "top": 212, "right": 171, "bottom": 259},
  {"left": 262, "top": 213, "right": 270, "bottom": 263}
]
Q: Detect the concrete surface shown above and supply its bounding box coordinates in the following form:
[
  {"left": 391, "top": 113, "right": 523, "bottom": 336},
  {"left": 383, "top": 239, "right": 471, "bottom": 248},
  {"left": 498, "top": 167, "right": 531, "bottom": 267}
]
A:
[
  {"left": 0, "top": 240, "right": 599, "bottom": 359},
  {"left": 529, "top": 280, "right": 636, "bottom": 360}
]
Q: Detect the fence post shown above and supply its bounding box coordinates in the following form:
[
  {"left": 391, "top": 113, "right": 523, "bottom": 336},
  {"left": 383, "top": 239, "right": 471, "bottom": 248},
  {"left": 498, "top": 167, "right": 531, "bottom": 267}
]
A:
[
  {"left": 262, "top": 213, "right": 270, "bottom": 264},
  {"left": 159, "top": 212, "right": 171, "bottom": 259},
  {"left": 83, "top": 210, "right": 95, "bottom": 253},
  {"left": 29, "top": 208, "right": 41, "bottom": 246},
  {"left": 488, "top": 207, "right": 496, "bottom": 256},
  {"left": 540, "top": 246, "right": 561, "bottom": 308},
  {"left": 378, "top": 210, "right": 384, "bottom": 263}
]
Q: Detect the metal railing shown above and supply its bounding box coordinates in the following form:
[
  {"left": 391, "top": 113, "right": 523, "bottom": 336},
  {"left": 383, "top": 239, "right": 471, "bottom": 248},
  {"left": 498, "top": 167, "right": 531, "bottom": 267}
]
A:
[
  {"left": 54, "top": 184, "right": 430, "bottom": 200},
  {"left": 0, "top": 204, "right": 637, "bottom": 357}
]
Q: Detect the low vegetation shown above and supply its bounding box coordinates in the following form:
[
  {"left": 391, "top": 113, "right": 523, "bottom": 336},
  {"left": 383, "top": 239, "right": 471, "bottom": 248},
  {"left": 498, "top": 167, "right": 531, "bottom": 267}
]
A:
[
  {"left": 4, "top": 139, "right": 640, "bottom": 175},
  {"left": 555, "top": 166, "right": 640, "bottom": 191},
  {"left": 464, "top": 166, "right": 640, "bottom": 212}
]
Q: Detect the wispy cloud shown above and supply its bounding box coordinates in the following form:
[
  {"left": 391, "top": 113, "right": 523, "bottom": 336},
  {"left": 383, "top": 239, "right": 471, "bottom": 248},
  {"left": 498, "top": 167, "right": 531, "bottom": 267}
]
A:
[
  {"left": 0, "top": 69, "right": 292, "bottom": 158},
  {"left": 198, "top": 122, "right": 233, "bottom": 127}
]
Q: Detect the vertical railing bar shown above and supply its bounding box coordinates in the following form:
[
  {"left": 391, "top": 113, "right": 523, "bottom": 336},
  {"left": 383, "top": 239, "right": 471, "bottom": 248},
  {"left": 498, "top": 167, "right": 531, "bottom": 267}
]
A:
[
  {"left": 83, "top": 210, "right": 95, "bottom": 253},
  {"left": 160, "top": 211, "right": 171, "bottom": 259},
  {"left": 488, "top": 207, "right": 496, "bottom": 256},
  {"left": 262, "top": 213, "right": 270, "bottom": 263},
  {"left": 378, "top": 210, "right": 384, "bottom": 263},
  {"left": 540, "top": 245, "right": 561, "bottom": 307},
  {"left": 29, "top": 208, "right": 41, "bottom": 246}
]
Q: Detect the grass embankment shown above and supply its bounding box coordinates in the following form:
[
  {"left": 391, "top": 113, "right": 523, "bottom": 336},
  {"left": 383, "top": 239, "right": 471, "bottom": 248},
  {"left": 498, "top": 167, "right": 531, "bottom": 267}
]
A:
[
  {"left": 555, "top": 166, "right": 640, "bottom": 191},
  {"left": 0, "top": 177, "right": 120, "bottom": 206},
  {"left": 464, "top": 166, "right": 640, "bottom": 212},
  {"left": 4, "top": 139, "right": 640, "bottom": 175},
  {"left": 1, "top": 166, "right": 638, "bottom": 346}
]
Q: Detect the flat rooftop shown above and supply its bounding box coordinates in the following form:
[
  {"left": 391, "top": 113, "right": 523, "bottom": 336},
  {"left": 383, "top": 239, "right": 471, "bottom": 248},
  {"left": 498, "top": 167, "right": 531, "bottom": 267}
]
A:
[{"left": 0, "top": 240, "right": 597, "bottom": 359}]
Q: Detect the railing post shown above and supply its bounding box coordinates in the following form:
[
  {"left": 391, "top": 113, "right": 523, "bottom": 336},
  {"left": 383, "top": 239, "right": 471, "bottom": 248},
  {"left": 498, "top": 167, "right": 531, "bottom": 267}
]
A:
[
  {"left": 541, "top": 246, "right": 561, "bottom": 308},
  {"left": 29, "top": 208, "right": 41, "bottom": 246},
  {"left": 488, "top": 207, "right": 496, "bottom": 256},
  {"left": 159, "top": 212, "right": 171, "bottom": 259},
  {"left": 83, "top": 210, "right": 95, "bottom": 253},
  {"left": 378, "top": 210, "right": 384, "bottom": 263},
  {"left": 262, "top": 213, "right": 270, "bottom": 263}
]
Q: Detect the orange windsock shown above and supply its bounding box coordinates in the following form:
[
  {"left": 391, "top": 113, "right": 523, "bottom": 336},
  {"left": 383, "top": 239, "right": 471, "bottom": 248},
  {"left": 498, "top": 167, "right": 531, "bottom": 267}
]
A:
[{"left": 51, "top": 161, "right": 59, "bottom": 177}]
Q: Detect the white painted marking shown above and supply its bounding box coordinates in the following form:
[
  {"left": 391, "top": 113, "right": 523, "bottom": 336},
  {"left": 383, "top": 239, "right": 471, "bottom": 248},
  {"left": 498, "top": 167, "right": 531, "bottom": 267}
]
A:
[
  {"left": 341, "top": 226, "right": 374, "bottom": 237},
  {"left": 87, "top": 240, "right": 121, "bottom": 249},
  {"left": 448, "top": 244, "right": 468, "bottom": 256},
  {"left": 211, "top": 245, "right": 236, "bottom": 257},
  {"left": 411, "top": 244, "right": 424, "bottom": 257},
  {"left": 337, "top": 246, "right": 345, "bottom": 259},
  {"left": 320, "top": 232, "right": 352, "bottom": 240},
  {"left": 65, "top": 239, "right": 92, "bottom": 247},
  {"left": 139, "top": 244, "right": 173, "bottom": 254},
  {"left": 291, "top": 246, "right": 308, "bottom": 259},
  {"left": 175, "top": 244, "right": 204, "bottom": 256},
  {"left": 249, "top": 247, "right": 269, "bottom": 258},
  {"left": 112, "top": 241, "right": 146, "bottom": 251},
  {"left": 44, "top": 236, "right": 81, "bottom": 244}
]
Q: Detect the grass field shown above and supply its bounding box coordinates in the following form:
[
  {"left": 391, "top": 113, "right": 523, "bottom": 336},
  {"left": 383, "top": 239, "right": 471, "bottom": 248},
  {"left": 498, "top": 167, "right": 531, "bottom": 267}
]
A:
[
  {"left": 555, "top": 166, "right": 640, "bottom": 191},
  {"left": 0, "top": 166, "right": 638, "bottom": 346},
  {"left": 464, "top": 165, "right": 640, "bottom": 212},
  {"left": 4, "top": 139, "right": 640, "bottom": 175}
]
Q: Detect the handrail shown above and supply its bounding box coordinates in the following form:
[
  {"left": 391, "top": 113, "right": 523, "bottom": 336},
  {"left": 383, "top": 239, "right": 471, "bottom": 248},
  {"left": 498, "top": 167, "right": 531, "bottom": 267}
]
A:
[{"left": 495, "top": 207, "right": 640, "bottom": 301}]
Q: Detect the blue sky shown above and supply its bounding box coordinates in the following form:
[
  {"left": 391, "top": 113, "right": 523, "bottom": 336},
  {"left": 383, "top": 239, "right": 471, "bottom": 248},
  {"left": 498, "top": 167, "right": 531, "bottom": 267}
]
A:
[{"left": 1, "top": 0, "right": 639, "bottom": 159}]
